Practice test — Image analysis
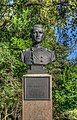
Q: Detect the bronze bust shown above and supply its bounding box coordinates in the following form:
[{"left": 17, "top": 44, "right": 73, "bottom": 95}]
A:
[{"left": 21, "top": 24, "right": 55, "bottom": 65}]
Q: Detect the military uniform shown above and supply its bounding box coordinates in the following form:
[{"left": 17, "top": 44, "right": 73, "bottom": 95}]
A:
[{"left": 21, "top": 47, "right": 55, "bottom": 65}]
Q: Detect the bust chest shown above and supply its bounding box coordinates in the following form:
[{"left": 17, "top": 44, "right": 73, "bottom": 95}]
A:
[{"left": 25, "top": 47, "right": 51, "bottom": 65}]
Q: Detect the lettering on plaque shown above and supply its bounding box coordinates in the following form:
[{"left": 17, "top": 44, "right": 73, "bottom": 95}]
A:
[{"left": 24, "top": 76, "right": 50, "bottom": 100}]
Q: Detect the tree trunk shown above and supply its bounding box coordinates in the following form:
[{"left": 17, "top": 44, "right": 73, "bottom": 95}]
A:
[
  {"left": 5, "top": 108, "right": 7, "bottom": 120},
  {"left": 0, "top": 112, "right": 1, "bottom": 120}
]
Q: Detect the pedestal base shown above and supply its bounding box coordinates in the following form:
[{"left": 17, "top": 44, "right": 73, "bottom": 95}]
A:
[
  {"left": 22, "top": 74, "right": 52, "bottom": 120},
  {"left": 23, "top": 101, "right": 52, "bottom": 120}
]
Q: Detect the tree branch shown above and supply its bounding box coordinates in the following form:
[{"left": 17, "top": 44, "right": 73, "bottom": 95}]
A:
[{"left": 2, "top": 111, "right": 14, "bottom": 120}]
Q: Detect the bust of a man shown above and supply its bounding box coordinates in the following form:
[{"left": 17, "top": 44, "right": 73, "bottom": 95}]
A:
[{"left": 21, "top": 24, "right": 55, "bottom": 65}]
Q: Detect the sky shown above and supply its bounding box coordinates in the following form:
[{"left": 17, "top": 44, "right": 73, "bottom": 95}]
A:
[
  {"left": 54, "top": 15, "right": 77, "bottom": 61},
  {"left": 8, "top": 0, "right": 14, "bottom": 6}
]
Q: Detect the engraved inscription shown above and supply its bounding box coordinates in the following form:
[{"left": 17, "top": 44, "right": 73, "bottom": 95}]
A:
[{"left": 24, "top": 77, "right": 50, "bottom": 100}]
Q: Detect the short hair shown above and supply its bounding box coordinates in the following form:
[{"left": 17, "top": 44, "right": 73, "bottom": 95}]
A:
[
  {"left": 32, "top": 24, "right": 44, "bottom": 33},
  {"left": 33, "top": 24, "right": 43, "bottom": 29}
]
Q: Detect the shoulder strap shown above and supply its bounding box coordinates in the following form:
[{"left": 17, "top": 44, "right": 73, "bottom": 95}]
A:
[{"left": 30, "top": 48, "right": 34, "bottom": 64}]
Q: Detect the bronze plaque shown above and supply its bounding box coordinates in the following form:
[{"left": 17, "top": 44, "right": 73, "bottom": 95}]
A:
[{"left": 24, "top": 76, "right": 50, "bottom": 100}]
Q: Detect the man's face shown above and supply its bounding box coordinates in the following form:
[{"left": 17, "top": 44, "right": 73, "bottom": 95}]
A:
[{"left": 33, "top": 26, "right": 44, "bottom": 43}]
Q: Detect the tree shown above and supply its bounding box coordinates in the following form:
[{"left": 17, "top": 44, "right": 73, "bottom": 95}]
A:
[{"left": 0, "top": 0, "right": 77, "bottom": 119}]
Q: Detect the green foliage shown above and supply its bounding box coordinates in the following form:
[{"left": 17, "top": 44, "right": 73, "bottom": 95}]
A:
[
  {"left": 53, "top": 63, "right": 77, "bottom": 119},
  {"left": 58, "top": 108, "right": 77, "bottom": 120},
  {"left": 0, "top": 43, "right": 22, "bottom": 119},
  {"left": 0, "top": 0, "right": 77, "bottom": 119},
  {"left": 64, "top": 109, "right": 77, "bottom": 120}
]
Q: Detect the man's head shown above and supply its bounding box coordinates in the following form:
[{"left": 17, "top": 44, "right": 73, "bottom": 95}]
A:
[{"left": 31, "top": 24, "right": 44, "bottom": 43}]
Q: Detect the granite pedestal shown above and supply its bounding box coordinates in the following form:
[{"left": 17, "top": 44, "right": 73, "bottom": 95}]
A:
[{"left": 22, "top": 74, "right": 52, "bottom": 120}]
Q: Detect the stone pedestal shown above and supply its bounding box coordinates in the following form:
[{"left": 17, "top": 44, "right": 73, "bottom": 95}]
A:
[{"left": 22, "top": 74, "right": 52, "bottom": 120}]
